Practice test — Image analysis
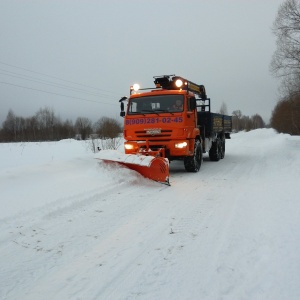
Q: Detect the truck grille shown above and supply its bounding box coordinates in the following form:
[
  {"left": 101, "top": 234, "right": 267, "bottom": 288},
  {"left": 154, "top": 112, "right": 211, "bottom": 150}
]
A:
[{"left": 135, "top": 129, "right": 172, "bottom": 138}]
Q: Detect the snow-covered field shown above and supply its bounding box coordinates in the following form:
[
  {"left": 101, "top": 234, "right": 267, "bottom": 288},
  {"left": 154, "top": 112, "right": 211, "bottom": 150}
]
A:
[{"left": 0, "top": 129, "right": 300, "bottom": 300}]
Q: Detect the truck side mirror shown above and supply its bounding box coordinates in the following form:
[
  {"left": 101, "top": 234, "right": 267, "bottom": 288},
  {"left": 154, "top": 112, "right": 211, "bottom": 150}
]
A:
[
  {"left": 119, "top": 96, "right": 127, "bottom": 118},
  {"left": 120, "top": 101, "right": 125, "bottom": 117}
]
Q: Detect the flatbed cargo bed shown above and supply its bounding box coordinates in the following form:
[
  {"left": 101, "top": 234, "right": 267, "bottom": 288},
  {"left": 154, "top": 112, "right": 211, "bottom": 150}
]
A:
[{"left": 197, "top": 111, "right": 232, "bottom": 138}]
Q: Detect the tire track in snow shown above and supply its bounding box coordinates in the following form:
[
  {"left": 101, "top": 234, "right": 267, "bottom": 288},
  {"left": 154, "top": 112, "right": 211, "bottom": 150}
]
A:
[
  {"left": 1, "top": 175, "right": 166, "bottom": 300},
  {"left": 2, "top": 130, "right": 300, "bottom": 300}
]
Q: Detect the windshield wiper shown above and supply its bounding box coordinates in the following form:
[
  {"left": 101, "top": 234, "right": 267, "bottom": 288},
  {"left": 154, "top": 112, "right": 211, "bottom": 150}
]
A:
[
  {"left": 153, "top": 109, "right": 174, "bottom": 115},
  {"left": 141, "top": 109, "right": 159, "bottom": 115}
]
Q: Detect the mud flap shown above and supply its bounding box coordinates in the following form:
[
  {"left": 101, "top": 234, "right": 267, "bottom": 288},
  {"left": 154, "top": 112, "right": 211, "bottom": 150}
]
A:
[{"left": 95, "top": 150, "right": 170, "bottom": 185}]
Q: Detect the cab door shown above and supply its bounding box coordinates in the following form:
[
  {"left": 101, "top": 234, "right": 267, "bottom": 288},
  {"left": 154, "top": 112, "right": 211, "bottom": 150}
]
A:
[{"left": 184, "top": 96, "right": 197, "bottom": 137}]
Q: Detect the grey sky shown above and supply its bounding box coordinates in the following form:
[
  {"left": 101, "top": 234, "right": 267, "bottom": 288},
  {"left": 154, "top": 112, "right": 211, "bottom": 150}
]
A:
[{"left": 0, "top": 0, "right": 284, "bottom": 125}]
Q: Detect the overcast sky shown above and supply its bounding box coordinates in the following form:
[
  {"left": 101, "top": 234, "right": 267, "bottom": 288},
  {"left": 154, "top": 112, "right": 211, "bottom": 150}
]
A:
[{"left": 0, "top": 0, "right": 284, "bottom": 125}]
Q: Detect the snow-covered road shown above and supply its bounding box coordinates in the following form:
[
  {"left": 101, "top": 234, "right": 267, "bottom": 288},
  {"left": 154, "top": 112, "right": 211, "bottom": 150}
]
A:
[{"left": 1, "top": 129, "right": 300, "bottom": 299}]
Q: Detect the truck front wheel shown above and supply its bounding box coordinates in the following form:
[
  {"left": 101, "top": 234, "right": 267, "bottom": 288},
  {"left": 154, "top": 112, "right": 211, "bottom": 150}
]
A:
[{"left": 184, "top": 140, "right": 203, "bottom": 172}]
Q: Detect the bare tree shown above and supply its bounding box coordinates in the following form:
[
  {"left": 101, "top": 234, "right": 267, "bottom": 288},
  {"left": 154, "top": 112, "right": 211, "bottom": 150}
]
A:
[
  {"left": 251, "top": 114, "right": 265, "bottom": 129},
  {"left": 35, "top": 107, "right": 57, "bottom": 140},
  {"left": 94, "top": 117, "right": 122, "bottom": 139},
  {"left": 27, "top": 116, "right": 38, "bottom": 141},
  {"left": 75, "top": 117, "right": 92, "bottom": 140},
  {"left": 271, "top": 93, "right": 300, "bottom": 134},
  {"left": 2, "top": 110, "right": 17, "bottom": 141},
  {"left": 270, "top": 0, "right": 300, "bottom": 135},
  {"left": 271, "top": 0, "right": 300, "bottom": 81},
  {"left": 60, "top": 119, "right": 75, "bottom": 139},
  {"left": 219, "top": 102, "right": 228, "bottom": 115},
  {"left": 232, "top": 110, "right": 242, "bottom": 132}
]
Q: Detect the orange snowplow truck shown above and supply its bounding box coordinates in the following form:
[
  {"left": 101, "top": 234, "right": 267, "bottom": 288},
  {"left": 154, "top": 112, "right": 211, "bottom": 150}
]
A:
[{"left": 112, "top": 75, "right": 232, "bottom": 184}]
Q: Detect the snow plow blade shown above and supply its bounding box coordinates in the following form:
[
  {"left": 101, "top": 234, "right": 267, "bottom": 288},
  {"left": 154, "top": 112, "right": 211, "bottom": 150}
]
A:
[{"left": 95, "top": 150, "right": 170, "bottom": 185}]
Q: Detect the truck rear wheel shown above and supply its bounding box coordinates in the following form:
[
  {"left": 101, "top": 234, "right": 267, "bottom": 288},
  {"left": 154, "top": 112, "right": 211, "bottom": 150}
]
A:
[
  {"left": 209, "top": 138, "right": 221, "bottom": 161},
  {"left": 184, "top": 140, "right": 203, "bottom": 172},
  {"left": 220, "top": 140, "right": 225, "bottom": 159}
]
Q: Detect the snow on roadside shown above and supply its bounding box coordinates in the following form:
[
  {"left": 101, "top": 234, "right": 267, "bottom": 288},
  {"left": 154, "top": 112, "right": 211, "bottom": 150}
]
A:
[
  {"left": 0, "top": 129, "right": 300, "bottom": 300},
  {"left": 0, "top": 138, "right": 130, "bottom": 220}
]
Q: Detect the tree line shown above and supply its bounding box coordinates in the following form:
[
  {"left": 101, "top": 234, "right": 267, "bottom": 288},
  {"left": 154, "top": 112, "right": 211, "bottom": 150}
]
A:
[
  {"left": 231, "top": 111, "right": 265, "bottom": 132},
  {"left": 270, "top": 0, "right": 300, "bottom": 135},
  {"left": 0, "top": 107, "right": 122, "bottom": 142},
  {"left": 219, "top": 102, "right": 266, "bottom": 132},
  {"left": 0, "top": 105, "right": 267, "bottom": 143}
]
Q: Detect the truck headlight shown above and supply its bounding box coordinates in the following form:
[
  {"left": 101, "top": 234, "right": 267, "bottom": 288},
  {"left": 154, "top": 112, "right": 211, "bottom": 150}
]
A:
[
  {"left": 124, "top": 143, "right": 135, "bottom": 150},
  {"left": 175, "top": 141, "right": 187, "bottom": 149}
]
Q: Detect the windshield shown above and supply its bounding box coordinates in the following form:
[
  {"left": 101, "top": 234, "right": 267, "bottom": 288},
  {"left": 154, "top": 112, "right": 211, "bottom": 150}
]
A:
[{"left": 127, "top": 95, "right": 184, "bottom": 115}]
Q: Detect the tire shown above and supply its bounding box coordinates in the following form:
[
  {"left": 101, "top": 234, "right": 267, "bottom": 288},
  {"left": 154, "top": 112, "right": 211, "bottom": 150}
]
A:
[
  {"left": 220, "top": 140, "right": 225, "bottom": 159},
  {"left": 209, "top": 138, "right": 221, "bottom": 161},
  {"left": 184, "top": 139, "right": 203, "bottom": 172}
]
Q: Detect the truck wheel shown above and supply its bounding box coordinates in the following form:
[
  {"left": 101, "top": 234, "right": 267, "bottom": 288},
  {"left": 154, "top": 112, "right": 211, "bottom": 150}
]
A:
[
  {"left": 209, "top": 139, "right": 221, "bottom": 161},
  {"left": 184, "top": 140, "right": 203, "bottom": 172},
  {"left": 220, "top": 140, "right": 225, "bottom": 159}
]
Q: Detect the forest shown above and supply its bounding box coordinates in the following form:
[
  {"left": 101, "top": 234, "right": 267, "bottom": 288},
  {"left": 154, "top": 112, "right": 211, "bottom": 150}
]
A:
[{"left": 0, "top": 106, "right": 266, "bottom": 142}]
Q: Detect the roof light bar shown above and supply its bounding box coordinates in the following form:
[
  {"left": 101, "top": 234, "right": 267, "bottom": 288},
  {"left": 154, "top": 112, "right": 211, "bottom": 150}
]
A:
[{"left": 153, "top": 75, "right": 207, "bottom": 99}]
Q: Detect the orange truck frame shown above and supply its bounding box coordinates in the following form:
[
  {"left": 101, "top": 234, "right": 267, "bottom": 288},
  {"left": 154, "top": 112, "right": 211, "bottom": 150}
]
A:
[{"left": 118, "top": 75, "right": 232, "bottom": 182}]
